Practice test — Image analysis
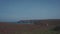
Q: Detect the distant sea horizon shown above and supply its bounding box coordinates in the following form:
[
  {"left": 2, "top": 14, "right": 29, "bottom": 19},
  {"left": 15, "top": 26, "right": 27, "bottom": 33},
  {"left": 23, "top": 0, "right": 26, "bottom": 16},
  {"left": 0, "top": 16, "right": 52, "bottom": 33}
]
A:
[{"left": 0, "top": 22, "right": 33, "bottom": 24}]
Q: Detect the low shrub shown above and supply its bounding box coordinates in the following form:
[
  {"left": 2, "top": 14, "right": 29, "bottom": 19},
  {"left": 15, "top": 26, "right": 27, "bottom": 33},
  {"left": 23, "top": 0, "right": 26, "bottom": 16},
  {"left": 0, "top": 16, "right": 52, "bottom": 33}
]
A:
[{"left": 50, "top": 25, "right": 60, "bottom": 32}]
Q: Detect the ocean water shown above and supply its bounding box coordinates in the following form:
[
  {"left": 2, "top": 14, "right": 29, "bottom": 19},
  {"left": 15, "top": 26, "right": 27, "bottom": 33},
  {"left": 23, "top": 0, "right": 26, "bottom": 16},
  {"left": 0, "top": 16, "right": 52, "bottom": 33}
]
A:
[{"left": 15, "top": 22, "right": 33, "bottom": 24}]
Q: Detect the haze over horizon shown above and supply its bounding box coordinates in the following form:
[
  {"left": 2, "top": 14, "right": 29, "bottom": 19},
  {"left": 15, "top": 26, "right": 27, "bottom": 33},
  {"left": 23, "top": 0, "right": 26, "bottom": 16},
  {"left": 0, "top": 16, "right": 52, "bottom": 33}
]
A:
[{"left": 0, "top": 0, "right": 60, "bottom": 22}]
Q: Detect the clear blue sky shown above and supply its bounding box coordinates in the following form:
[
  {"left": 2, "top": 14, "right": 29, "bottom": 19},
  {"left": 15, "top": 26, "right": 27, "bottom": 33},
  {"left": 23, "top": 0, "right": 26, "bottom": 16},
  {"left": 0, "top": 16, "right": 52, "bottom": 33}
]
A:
[{"left": 0, "top": 0, "right": 60, "bottom": 22}]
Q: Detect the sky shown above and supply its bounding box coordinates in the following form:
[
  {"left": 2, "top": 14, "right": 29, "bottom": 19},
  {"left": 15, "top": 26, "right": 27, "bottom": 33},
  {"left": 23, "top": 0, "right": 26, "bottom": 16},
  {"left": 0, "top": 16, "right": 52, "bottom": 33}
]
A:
[{"left": 0, "top": 0, "right": 60, "bottom": 22}]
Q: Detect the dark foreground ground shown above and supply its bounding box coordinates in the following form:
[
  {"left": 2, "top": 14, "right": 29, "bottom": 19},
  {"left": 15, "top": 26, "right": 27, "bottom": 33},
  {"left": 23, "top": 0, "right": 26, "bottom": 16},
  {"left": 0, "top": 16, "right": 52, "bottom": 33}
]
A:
[
  {"left": 0, "top": 19, "right": 60, "bottom": 34},
  {"left": 0, "top": 23, "right": 48, "bottom": 34}
]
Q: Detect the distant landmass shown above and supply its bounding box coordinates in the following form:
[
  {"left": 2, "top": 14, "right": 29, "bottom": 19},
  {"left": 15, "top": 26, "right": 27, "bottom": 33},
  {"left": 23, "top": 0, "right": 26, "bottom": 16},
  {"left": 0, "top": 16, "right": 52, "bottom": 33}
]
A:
[{"left": 17, "top": 19, "right": 60, "bottom": 25}]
